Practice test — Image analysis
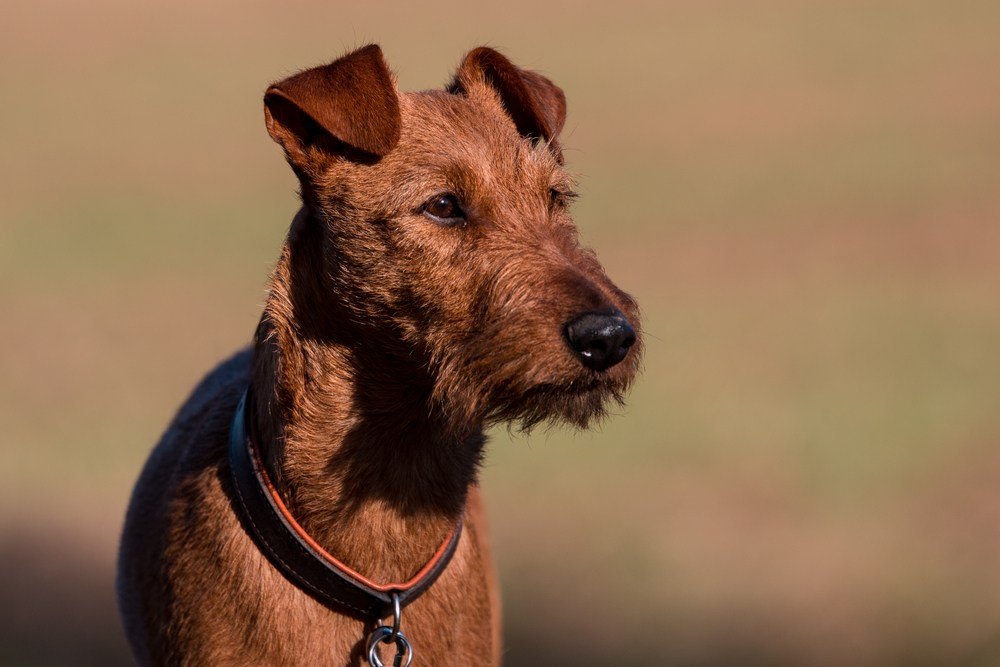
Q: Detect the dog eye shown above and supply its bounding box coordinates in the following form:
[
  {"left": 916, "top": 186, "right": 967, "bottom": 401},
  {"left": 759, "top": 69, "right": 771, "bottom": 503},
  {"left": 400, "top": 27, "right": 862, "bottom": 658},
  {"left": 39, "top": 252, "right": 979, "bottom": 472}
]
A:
[
  {"left": 549, "top": 187, "right": 577, "bottom": 209},
  {"left": 422, "top": 194, "right": 466, "bottom": 226}
]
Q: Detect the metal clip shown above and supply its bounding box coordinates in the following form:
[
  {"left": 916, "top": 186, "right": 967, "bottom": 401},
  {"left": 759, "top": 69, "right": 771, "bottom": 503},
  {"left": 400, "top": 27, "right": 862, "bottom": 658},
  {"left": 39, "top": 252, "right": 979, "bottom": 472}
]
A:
[{"left": 366, "top": 593, "right": 413, "bottom": 667}]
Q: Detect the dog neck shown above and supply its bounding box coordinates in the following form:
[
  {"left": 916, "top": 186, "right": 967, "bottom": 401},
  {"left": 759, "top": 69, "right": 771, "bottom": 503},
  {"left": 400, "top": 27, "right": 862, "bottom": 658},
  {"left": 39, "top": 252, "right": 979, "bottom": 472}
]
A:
[{"left": 248, "top": 208, "right": 484, "bottom": 584}]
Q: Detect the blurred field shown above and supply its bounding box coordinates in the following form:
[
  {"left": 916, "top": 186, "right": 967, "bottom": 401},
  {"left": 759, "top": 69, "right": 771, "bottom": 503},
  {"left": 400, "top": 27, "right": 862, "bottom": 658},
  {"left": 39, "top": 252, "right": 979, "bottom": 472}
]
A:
[{"left": 2, "top": 1, "right": 1000, "bottom": 665}]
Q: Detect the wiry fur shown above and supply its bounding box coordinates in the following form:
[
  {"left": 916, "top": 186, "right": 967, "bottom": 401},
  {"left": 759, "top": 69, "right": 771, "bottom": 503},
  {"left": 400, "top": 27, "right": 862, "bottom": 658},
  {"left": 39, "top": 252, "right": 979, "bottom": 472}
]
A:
[{"left": 117, "top": 44, "right": 641, "bottom": 666}]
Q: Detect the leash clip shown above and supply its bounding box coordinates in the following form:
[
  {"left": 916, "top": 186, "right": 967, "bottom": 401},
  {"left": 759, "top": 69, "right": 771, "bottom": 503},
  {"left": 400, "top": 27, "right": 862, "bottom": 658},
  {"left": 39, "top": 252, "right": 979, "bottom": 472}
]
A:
[{"left": 366, "top": 593, "right": 413, "bottom": 667}]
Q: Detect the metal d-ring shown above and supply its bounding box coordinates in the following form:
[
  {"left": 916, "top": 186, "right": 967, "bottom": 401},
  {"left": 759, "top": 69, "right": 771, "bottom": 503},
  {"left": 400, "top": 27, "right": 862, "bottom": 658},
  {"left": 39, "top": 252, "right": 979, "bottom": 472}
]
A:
[{"left": 389, "top": 592, "right": 402, "bottom": 641}]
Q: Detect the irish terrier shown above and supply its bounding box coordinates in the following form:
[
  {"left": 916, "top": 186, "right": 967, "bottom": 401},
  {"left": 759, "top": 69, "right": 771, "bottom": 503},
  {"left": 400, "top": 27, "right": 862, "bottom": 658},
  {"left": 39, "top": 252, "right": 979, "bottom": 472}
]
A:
[{"left": 117, "top": 44, "right": 641, "bottom": 666}]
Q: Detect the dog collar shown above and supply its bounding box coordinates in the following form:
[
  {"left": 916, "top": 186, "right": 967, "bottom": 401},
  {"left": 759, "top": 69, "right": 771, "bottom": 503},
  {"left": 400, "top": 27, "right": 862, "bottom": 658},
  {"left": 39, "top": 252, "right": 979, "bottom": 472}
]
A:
[{"left": 228, "top": 390, "right": 463, "bottom": 621}]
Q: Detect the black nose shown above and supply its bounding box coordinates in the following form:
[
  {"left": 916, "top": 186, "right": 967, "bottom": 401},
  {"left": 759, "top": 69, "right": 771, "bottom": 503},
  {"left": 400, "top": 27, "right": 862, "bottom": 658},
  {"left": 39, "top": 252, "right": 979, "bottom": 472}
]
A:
[{"left": 564, "top": 310, "right": 636, "bottom": 371}]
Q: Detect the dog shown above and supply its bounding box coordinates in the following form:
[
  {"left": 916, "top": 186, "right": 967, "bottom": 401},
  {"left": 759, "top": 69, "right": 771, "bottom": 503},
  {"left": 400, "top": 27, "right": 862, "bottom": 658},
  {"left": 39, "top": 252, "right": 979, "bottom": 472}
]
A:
[{"left": 117, "top": 44, "right": 641, "bottom": 666}]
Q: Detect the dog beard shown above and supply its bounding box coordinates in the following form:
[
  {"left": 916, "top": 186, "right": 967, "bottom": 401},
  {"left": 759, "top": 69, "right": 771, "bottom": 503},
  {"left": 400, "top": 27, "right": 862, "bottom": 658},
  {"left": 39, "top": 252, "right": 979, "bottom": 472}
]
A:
[
  {"left": 488, "top": 380, "right": 629, "bottom": 431},
  {"left": 431, "top": 347, "right": 635, "bottom": 432}
]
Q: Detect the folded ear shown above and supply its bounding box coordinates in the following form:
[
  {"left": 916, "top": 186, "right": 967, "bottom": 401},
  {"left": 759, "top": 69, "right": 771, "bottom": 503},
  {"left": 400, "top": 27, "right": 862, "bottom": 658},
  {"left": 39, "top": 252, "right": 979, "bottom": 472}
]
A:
[
  {"left": 264, "top": 44, "right": 401, "bottom": 173},
  {"left": 449, "top": 47, "right": 567, "bottom": 155}
]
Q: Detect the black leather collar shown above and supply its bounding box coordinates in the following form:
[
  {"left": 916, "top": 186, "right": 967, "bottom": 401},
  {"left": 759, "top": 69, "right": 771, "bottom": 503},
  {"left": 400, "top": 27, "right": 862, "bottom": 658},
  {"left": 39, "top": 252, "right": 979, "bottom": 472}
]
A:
[{"left": 228, "top": 390, "right": 463, "bottom": 620}]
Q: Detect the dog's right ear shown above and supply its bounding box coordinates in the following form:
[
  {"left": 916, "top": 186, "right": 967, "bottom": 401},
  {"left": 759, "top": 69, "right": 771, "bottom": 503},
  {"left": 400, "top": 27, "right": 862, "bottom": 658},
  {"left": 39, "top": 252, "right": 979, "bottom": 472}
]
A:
[
  {"left": 264, "top": 45, "right": 401, "bottom": 173},
  {"left": 449, "top": 47, "right": 567, "bottom": 159}
]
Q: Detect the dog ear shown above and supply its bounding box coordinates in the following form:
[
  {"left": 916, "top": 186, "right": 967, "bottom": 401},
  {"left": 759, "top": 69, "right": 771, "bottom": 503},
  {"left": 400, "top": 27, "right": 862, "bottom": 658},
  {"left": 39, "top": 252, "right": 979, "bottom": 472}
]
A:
[
  {"left": 449, "top": 47, "right": 567, "bottom": 153},
  {"left": 264, "top": 44, "right": 401, "bottom": 171}
]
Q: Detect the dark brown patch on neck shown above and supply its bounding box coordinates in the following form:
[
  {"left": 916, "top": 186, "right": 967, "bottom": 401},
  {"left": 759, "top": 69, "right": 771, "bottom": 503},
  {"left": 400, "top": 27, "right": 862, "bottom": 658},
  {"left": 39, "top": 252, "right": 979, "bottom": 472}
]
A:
[{"left": 249, "top": 208, "right": 485, "bottom": 582}]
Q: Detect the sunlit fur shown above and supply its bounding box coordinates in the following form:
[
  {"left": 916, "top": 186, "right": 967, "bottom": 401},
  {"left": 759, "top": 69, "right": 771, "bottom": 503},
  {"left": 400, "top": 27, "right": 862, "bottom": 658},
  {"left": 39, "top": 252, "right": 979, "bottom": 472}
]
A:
[
  {"left": 117, "top": 45, "right": 641, "bottom": 666},
  {"left": 304, "top": 89, "right": 642, "bottom": 433}
]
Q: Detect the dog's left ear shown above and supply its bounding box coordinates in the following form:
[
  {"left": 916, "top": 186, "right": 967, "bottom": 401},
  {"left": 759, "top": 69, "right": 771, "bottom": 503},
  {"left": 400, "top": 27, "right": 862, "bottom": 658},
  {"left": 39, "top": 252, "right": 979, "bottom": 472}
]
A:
[
  {"left": 264, "top": 44, "right": 401, "bottom": 175},
  {"left": 449, "top": 47, "right": 567, "bottom": 157}
]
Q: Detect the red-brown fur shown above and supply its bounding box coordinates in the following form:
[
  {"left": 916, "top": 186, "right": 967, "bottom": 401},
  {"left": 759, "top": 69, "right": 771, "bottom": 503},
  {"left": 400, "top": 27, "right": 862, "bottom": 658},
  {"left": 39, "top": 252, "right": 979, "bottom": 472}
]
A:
[{"left": 117, "top": 45, "right": 641, "bottom": 666}]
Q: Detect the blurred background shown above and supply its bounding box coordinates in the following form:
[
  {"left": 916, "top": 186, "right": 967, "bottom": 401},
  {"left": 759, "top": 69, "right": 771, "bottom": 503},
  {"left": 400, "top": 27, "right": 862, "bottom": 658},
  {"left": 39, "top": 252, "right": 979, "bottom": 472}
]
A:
[{"left": 2, "top": 1, "right": 999, "bottom": 665}]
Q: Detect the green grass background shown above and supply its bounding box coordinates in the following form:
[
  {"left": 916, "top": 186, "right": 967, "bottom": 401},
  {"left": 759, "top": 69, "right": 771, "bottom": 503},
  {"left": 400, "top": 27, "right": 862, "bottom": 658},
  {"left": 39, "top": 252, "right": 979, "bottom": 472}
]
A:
[{"left": 2, "top": 1, "right": 999, "bottom": 665}]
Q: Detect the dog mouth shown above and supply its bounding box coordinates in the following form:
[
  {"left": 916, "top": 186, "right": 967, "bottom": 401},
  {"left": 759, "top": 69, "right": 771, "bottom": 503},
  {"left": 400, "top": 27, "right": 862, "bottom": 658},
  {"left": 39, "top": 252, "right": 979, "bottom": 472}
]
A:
[
  {"left": 482, "top": 369, "right": 631, "bottom": 430},
  {"left": 431, "top": 321, "right": 641, "bottom": 430}
]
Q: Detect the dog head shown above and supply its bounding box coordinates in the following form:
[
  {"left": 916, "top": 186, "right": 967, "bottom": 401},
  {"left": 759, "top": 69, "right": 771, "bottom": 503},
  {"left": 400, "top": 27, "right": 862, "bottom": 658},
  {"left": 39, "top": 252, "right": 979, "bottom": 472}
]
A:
[{"left": 264, "top": 45, "right": 641, "bottom": 429}]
